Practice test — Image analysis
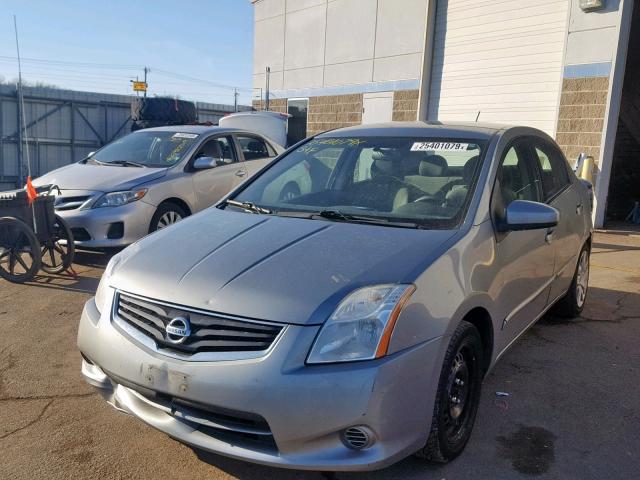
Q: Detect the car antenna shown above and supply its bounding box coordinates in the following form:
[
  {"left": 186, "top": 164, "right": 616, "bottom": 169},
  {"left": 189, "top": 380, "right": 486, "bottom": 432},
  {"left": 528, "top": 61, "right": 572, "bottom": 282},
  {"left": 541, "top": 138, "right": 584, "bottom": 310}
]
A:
[{"left": 475, "top": 110, "right": 481, "bottom": 122}]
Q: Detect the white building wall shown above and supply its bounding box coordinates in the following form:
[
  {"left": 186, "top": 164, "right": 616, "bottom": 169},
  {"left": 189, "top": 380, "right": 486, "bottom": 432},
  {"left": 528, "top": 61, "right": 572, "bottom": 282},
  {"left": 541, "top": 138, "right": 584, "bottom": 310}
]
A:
[{"left": 252, "top": 0, "right": 428, "bottom": 98}]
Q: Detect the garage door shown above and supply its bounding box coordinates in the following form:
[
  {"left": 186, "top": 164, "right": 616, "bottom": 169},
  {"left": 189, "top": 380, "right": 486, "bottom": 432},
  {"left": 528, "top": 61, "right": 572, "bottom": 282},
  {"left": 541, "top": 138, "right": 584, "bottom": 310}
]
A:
[{"left": 428, "top": 0, "right": 569, "bottom": 135}]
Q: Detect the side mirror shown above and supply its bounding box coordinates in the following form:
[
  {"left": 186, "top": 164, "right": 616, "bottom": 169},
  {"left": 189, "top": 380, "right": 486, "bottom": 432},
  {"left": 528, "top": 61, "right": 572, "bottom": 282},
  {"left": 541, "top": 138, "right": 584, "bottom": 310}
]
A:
[
  {"left": 193, "top": 156, "right": 223, "bottom": 170},
  {"left": 500, "top": 200, "right": 559, "bottom": 231}
]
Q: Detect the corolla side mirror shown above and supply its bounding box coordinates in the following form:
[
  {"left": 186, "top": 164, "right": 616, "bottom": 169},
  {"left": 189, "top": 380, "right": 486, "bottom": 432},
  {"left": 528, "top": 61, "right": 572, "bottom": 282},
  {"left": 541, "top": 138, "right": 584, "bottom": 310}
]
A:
[
  {"left": 500, "top": 200, "right": 559, "bottom": 231},
  {"left": 193, "top": 156, "right": 224, "bottom": 170}
]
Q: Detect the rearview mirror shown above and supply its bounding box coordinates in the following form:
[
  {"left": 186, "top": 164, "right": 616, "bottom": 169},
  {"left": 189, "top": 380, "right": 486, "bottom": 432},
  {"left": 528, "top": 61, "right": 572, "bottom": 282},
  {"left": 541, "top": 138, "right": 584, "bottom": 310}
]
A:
[
  {"left": 500, "top": 200, "right": 559, "bottom": 231},
  {"left": 193, "top": 156, "right": 224, "bottom": 170}
]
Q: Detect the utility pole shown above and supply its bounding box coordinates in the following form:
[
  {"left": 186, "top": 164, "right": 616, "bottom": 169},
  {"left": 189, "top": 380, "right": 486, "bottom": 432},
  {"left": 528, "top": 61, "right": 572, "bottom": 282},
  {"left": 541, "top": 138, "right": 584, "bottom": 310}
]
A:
[
  {"left": 265, "top": 66, "right": 270, "bottom": 111},
  {"left": 234, "top": 88, "right": 238, "bottom": 112},
  {"left": 143, "top": 67, "right": 149, "bottom": 98}
]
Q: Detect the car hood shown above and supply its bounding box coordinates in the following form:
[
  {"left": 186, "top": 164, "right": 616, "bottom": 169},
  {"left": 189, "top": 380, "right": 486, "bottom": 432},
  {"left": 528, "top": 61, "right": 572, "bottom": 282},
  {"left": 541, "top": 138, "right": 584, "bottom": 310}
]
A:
[
  {"left": 111, "top": 209, "right": 456, "bottom": 325},
  {"left": 33, "top": 162, "right": 167, "bottom": 192}
]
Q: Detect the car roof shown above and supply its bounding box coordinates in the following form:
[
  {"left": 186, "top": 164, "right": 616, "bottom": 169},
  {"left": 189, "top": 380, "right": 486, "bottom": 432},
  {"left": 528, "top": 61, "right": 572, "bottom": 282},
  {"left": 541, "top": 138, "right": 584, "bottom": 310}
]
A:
[
  {"left": 316, "top": 121, "right": 510, "bottom": 140},
  {"left": 135, "top": 125, "right": 242, "bottom": 135}
]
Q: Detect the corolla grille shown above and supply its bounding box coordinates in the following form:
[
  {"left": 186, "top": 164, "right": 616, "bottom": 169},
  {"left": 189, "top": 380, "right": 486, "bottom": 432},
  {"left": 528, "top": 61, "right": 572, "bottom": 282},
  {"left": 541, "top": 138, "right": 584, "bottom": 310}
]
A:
[
  {"left": 54, "top": 195, "right": 92, "bottom": 211},
  {"left": 115, "top": 293, "right": 283, "bottom": 355}
]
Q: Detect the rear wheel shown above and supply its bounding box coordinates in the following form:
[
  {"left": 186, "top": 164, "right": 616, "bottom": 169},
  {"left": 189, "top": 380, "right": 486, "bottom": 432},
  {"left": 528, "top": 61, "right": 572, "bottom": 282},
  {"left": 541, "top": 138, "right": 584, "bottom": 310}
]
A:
[
  {"left": 553, "top": 245, "right": 590, "bottom": 317},
  {"left": 0, "top": 217, "right": 42, "bottom": 283},
  {"left": 41, "top": 215, "right": 75, "bottom": 274},
  {"left": 416, "top": 321, "right": 483, "bottom": 463},
  {"left": 149, "top": 203, "right": 187, "bottom": 233}
]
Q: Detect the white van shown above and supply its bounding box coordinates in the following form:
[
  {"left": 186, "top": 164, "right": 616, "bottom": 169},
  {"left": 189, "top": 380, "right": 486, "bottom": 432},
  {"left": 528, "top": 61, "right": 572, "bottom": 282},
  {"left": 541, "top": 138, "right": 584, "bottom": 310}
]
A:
[{"left": 220, "top": 111, "right": 290, "bottom": 149}]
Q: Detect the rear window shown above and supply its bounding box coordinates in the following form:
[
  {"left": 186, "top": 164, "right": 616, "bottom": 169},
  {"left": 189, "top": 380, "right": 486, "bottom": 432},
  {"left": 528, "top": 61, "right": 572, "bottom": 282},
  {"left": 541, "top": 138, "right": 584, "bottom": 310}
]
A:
[{"left": 233, "top": 136, "right": 486, "bottom": 229}]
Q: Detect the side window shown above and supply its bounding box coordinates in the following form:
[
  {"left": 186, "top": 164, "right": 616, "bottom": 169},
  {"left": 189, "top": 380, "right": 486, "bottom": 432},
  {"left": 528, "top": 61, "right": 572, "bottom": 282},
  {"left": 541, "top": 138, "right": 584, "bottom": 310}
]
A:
[
  {"left": 533, "top": 142, "right": 571, "bottom": 201},
  {"left": 496, "top": 144, "right": 539, "bottom": 207},
  {"left": 196, "top": 136, "right": 236, "bottom": 164},
  {"left": 237, "top": 136, "right": 274, "bottom": 161}
]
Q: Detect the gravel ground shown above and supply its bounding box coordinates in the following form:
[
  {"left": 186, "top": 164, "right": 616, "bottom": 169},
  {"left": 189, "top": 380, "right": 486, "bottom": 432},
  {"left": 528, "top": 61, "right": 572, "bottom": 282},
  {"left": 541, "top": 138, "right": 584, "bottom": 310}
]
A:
[{"left": 0, "top": 231, "right": 638, "bottom": 480}]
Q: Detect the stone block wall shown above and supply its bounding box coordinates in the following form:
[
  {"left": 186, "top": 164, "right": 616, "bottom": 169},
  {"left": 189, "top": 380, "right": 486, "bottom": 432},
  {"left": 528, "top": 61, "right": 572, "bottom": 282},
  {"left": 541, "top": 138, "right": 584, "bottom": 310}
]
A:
[
  {"left": 556, "top": 77, "right": 609, "bottom": 164},
  {"left": 251, "top": 98, "right": 287, "bottom": 114},
  {"left": 307, "top": 94, "right": 363, "bottom": 136},
  {"left": 392, "top": 89, "right": 419, "bottom": 121}
]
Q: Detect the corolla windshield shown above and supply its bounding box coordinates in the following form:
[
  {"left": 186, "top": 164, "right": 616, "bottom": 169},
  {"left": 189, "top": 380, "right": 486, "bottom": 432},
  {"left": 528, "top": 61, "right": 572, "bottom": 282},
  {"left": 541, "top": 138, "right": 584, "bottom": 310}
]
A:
[
  {"left": 90, "top": 131, "right": 199, "bottom": 168},
  {"left": 232, "top": 136, "right": 486, "bottom": 228}
]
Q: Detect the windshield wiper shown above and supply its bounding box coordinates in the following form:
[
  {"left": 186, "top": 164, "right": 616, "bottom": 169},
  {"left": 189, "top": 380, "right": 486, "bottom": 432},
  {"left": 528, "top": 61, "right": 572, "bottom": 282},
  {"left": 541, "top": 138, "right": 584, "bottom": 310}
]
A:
[
  {"left": 223, "top": 199, "right": 272, "bottom": 214},
  {"left": 108, "top": 160, "right": 146, "bottom": 168},
  {"left": 320, "top": 210, "right": 420, "bottom": 227}
]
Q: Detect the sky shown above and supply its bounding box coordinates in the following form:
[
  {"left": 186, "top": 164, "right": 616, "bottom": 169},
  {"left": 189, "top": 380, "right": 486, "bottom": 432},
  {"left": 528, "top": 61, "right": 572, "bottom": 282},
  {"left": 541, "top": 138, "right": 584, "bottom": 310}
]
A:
[{"left": 0, "top": 0, "right": 255, "bottom": 105}]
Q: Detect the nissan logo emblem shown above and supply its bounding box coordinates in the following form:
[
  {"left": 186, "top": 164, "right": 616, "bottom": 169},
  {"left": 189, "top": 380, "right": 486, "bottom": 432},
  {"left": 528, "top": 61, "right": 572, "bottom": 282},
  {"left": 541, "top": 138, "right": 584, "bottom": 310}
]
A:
[{"left": 165, "top": 316, "right": 191, "bottom": 344}]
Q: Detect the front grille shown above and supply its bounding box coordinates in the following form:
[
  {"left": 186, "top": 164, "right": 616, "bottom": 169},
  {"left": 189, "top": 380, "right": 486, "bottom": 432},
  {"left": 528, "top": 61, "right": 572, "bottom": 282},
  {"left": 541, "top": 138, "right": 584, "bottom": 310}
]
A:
[
  {"left": 115, "top": 293, "right": 283, "bottom": 356},
  {"left": 54, "top": 195, "right": 91, "bottom": 211}
]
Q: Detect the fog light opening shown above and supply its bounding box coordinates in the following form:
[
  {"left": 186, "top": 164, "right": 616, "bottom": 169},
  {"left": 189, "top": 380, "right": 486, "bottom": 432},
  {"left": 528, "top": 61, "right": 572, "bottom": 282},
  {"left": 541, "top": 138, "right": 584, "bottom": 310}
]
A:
[{"left": 342, "top": 426, "right": 374, "bottom": 450}]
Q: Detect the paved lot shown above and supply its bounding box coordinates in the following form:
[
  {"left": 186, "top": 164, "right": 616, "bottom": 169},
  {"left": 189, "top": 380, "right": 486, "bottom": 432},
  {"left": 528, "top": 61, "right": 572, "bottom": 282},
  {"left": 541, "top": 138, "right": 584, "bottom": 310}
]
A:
[{"left": 0, "top": 231, "right": 638, "bottom": 480}]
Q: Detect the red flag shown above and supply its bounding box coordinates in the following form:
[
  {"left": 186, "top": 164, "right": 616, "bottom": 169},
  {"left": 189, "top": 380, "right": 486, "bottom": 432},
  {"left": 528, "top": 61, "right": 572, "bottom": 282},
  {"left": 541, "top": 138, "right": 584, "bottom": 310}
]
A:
[{"left": 26, "top": 176, "right": 37, "bottom": 204}]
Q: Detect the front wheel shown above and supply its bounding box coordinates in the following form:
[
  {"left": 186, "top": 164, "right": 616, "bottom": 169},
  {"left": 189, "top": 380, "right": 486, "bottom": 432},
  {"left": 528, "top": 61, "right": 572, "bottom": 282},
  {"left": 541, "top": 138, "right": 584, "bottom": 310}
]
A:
[
  {"left": 0, "top": 217, "right": 42, "bottom": 283},
  {"left": 553, "top": 245, "right": 590, "bottom": 317},
  {"left": 416, "top": 321, "right": 483, "bottom": 463},
  {"left": 149, "top": 203, "right": 187, "bottom": 233}
]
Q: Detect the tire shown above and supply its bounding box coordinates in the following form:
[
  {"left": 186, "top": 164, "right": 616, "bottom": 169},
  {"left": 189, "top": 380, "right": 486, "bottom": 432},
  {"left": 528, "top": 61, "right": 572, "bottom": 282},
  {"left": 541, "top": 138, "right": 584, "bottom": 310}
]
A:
[
  {"left": 416, "top": 320, "right": 484, "bottom": 463},
  {"left": 553, "top": 244, "right": 590, "bottom": 318},
  {"left": 0, "top": 217, "right": 42, "bottom": 283},
  {"left": 131, "top": 98, "right": 197, "bottom": 124},
  {"left": 278, "top": 182, "right": 301, "bottom": 202},
  {"left": 149, "top": 203, "right": 187, "bottom": 233},
  {"left": 41, "top": 215, "right": 75, "bottom": 274}
]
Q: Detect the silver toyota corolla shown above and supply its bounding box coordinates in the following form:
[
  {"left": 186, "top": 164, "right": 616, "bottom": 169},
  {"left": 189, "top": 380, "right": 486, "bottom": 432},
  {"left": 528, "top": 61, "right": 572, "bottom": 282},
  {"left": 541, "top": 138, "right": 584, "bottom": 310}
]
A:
[
  {"left": 33, "top": 126, "right": 284, "bottom": 248},
  {"left": 78, "top": 122, "right": 593, "bottom": 471}
]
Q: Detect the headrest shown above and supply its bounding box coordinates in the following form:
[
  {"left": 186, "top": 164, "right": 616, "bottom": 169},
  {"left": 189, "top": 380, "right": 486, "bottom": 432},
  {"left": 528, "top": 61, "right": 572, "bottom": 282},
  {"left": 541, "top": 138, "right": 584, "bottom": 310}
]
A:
[
  {"left": 247, "top": 140, "right": 265, "bottom": 152},
  {"left": 419, "top": 155, "right": 448, "bottom": 176},
  {"left": 463, "top": 155, "right": 479, "bottom": 182},
  {"left": 370, "top": 148, "right": 400, "bottom": 178},
  {"left": 202, "top": 141, "right": 222, "bottom": 159}
]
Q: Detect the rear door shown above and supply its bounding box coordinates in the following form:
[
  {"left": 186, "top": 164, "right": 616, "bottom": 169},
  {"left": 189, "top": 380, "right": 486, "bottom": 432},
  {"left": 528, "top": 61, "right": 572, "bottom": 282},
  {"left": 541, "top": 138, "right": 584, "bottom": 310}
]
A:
[
  {"left": 190, "top": 135, "right": 246, "bottom": 211},
  {"left": 492, "top": 138, "right": 555, "bottom": 350},
  {"left": 529, "top": 138, "right": 583, "bottom": 302},
  {"left": 235, "top": 134, "right": 278, "bottom": 177}
]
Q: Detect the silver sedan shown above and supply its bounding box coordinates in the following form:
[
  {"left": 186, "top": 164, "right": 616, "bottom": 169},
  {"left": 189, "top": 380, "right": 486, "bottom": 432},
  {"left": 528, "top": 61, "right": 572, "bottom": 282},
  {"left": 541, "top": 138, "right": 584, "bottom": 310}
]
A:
[
  {"left": 78, "top": 122, "right": 592, "bottom": 471},
  {"left": 34, "top": 126, "right": 284, "bottom": 248}
]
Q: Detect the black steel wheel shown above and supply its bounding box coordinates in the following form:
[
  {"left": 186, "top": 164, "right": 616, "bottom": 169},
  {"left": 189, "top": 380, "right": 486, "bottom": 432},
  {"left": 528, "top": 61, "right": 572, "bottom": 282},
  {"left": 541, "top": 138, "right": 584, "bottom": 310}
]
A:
[
  {"left": 0, "top": 217, "right": 42, "bottom": 283},
  {"left": 416, "top": 320, "right": 484, "bottom": 463},
  {"left": 41, "top": 215, "right": 75, "bottom": 274}
]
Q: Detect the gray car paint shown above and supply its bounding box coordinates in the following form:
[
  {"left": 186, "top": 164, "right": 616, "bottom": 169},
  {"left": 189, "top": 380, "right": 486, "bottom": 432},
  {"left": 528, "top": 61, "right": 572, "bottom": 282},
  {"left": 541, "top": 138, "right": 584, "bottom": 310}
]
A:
[{"left": 77, "top": 121, "right": 593, "bottom": 471}]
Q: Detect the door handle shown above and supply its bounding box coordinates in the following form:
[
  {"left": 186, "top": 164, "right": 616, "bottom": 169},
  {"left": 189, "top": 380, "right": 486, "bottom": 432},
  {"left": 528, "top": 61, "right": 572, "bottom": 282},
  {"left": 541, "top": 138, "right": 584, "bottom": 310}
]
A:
[
  {"left": 576, "top": 203, "right": 583, "bottom": 215},
  {"left": 235, "top": 170, "right": 246, "bottom": 177},
  {"left": 545, "top": 228, "right": 555, "bottom": 244}
]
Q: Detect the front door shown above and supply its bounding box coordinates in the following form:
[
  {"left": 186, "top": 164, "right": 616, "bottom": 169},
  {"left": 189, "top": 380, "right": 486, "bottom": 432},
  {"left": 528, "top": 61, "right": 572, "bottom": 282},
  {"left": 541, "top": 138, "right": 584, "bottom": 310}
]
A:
[
  {"left": 529, "top": 139, "right": 583, "bottom": 302},
  {"left": 190, "top": 135, "right": 246, "bottom": 211},
  {"left": 492, "top": 139, "right": 555, "bottom": 352},
  {"left": 362, "top": 91, "right": 394, "bottom": 124}
]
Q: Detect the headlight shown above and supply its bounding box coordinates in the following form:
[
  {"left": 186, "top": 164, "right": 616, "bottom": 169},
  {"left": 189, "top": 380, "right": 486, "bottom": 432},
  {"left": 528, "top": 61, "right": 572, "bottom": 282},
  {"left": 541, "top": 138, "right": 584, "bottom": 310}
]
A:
[
  {"left": 307, "top": 284, "right": 415, "bottom": 364},
  {"left": 92, "top": 189, "right": 147, "bottom": 208},
  {"left": 94, "top": 246, "right": 137, "bottom": 312}
]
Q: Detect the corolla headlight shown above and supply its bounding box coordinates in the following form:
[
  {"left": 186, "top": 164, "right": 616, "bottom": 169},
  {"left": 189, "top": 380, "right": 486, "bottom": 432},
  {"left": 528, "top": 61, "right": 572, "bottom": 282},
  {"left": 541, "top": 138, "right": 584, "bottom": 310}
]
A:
[
  {"left": 93, "top": 189, "right": 147, "bottom": 208},
  {"left": 94, "top": 246, "right": 136, "bottom": 313},
  {"left": 307, "top": 284, "right": 416, "bottom": 364}
]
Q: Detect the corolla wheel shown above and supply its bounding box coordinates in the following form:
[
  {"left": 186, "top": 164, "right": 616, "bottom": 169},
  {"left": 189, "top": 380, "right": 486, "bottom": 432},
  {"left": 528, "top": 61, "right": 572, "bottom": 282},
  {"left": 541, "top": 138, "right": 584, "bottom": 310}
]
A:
[
  {"left": 416, "top": 320, "right": 483, "bottom": 463},
  {"left": 553, "top": 243, "right": 590, "bottom": 318},
  {"left": 0, "top": 217, "right": 42, "bottom": 283},
  {"left": 150, "top": 203, "right": 187, "bottom": 234}
]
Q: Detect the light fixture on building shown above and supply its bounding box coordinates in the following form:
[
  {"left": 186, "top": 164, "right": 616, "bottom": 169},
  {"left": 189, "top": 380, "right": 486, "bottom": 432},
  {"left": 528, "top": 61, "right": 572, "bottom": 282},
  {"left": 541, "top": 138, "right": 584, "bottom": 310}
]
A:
[{"left": 579, "top": 0, "right": 605, "bottom": 12}]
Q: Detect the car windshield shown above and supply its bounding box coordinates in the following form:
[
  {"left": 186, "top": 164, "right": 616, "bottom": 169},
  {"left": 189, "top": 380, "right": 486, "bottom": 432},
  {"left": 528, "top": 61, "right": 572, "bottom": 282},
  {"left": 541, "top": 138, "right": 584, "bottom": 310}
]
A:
[
  {"left": 91, "top": 131, "right": 200, "bottom": 168},
  {"left": 232, "top": 136, "right": 486, "bottom": 229}
]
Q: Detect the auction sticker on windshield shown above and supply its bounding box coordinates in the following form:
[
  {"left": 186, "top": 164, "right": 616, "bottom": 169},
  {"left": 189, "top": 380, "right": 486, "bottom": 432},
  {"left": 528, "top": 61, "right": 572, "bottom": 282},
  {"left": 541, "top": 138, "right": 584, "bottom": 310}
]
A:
[
  {"left": 411, "top": 142, "right": 469, "bottom": 152},
  {"left": 172, "top": 133, "right": 199, "bottom": 139}
]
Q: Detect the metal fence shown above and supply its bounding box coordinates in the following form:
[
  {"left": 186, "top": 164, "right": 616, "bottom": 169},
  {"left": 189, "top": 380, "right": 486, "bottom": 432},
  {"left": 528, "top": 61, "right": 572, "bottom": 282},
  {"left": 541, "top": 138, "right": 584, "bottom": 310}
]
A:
[{"left": 0, "top": 84, "right": 251, "bottom": 190}]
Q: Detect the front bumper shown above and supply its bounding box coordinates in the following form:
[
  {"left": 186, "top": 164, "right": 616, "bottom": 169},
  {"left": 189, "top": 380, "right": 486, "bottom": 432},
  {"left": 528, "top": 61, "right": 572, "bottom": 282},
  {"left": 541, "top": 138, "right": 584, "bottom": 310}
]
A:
[
  {"left": 57, "top": 200, "right": 156, "bottom": 248},
  {"left": 78, "top": 296, "right": 445, "bottom": 471}
]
